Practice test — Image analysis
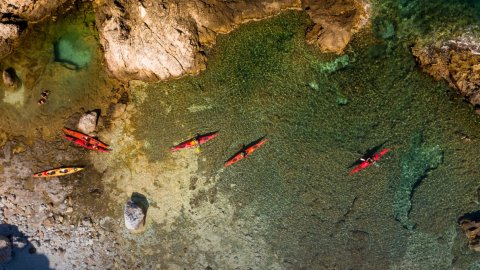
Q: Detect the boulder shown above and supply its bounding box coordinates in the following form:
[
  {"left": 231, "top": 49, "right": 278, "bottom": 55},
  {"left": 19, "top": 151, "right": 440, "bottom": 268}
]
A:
[
  {"left": 124, "top": 199, "right": 145, "bottom": 231},
  {"left": 77, "top": 111, "right": 98, "bottom": 135},
  {"left": 2, "top": 67, "right": 18, "bottom": 88},
  {"left": 95, "top": 0, "right": 370, "bottom": 81},
  {"left": 459, "top": 213, "right": 480, "bottom": 252},
  {"left": 412, "top": 36, "right": 480, "bottom": 106}
]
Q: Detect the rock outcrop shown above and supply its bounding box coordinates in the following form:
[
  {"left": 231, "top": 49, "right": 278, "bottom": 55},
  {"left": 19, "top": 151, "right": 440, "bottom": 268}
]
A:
[
  {"left": 412, "top": 36, "right": 480, "bottom": 106},
  {"left": 0, "top": 0, "right": 72, "bottom": 22},
  {"left": 459, "top": 212, "right": 480, "bottom": 252},
  {"left": 0, "top": 23, "right": 21, "bottom": 59},
  {"left": 303, "top": 0, "right": 370, "bottom": 53},
  {"left": 94, "top": 0, "right": 370, "bottom": 81}
]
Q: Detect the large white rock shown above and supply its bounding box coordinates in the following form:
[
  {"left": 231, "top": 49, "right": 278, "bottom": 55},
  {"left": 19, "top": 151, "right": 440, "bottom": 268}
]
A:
[
  {"left": 77, "top": 111, "right": 98, "bottom": 135},
  {"left": 124, "top": 199, "right": 145, "bottom": 231},
  {"left": 94, "top": 0, "right": 370, "bottom": 82}
]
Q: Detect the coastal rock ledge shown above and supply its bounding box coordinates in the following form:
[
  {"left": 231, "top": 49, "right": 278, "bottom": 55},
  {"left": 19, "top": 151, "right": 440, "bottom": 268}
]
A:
[
  {"left": 94, "top": 0, "right": 370, "bottom": 81},
  {"left": 412, "top": 36, "right": 480, "bottom": 106}
]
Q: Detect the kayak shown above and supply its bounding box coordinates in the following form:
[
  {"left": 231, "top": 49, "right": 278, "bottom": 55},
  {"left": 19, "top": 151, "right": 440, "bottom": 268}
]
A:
[
  {"left": 64, "top": 135, "right": 110, "bottom": 153},
  {"left": 349, "top": 148, "right": 391, "bottom": 175},
  {"left": 62, "top": 127, "right": 109, "bottom": 149},
  {"left": 33, "top": 167, "right": 84, "bottom": 178},
  {"left": 224, "top": 137, "right": 268, "bottom": 167},
  {"left": 170, "top": 132, "right": 219, "bottom": 151}
]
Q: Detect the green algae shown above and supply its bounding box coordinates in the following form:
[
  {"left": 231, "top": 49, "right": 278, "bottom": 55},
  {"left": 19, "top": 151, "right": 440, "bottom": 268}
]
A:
[
  {"left": 393, "top": 132, "right": 444, "bottom": 230},
  {"left": 54, "top": 31, "right": 92, "bottom": 69}
]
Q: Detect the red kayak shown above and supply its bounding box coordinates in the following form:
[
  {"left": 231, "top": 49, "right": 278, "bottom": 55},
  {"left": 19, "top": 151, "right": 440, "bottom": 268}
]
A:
[
  {"left": 224, "top": 137, "right": 268, "bottom": 167},
  {"left": 349, "top": 148, "right": 391, "bottom": 175},
  {"left": 64, "top": 135, "right": 110, "bottom": 153},
  {"left": 62, "top": 127, "right": 109, "bottom": 149},
  {"left": 170, "top": 132, "right": 219, "bottom": 151}
]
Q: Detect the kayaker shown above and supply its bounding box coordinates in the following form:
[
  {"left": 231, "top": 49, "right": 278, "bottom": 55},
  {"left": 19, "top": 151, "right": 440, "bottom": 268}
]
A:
[{"left": 360, "top": 157, "right": 375, "bottom": 164}]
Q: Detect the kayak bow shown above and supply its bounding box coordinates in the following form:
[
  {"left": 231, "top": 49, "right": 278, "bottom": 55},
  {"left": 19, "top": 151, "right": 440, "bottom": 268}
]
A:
[
  {"left": 349, "top": 148, "right": 391, "bottom": 175},
  {"left": 170, "top": 132, "right": 219, "bottom": 151},
  {"left": 224, "top": 137, "right": 268, "bottom": 167},
  {"left": 33, "top": 167, "right": 84, "bottom": 178}
]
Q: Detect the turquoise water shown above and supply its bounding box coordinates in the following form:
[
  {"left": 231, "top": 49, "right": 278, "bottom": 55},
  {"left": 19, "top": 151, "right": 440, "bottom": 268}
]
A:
[{"left": 132, "top": 9, "right": 480, "bottom": 268}]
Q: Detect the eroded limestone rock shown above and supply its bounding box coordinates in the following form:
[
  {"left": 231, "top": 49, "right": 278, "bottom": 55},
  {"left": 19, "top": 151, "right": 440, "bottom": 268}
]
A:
[
  {"left": 412, "top": 36, "right": 480, "bottom": 106},
  {"left": 124, "top": 199, "right": 145, "bottom": 231},
  {"left": 95, "top": 0, "right": 370, "bottom": 81},
  {"left": 0, "top": 0, "right": 72, "bottom": 22},
  {"left": 303, "top": 0, "right": 371, "bottom": 54}
]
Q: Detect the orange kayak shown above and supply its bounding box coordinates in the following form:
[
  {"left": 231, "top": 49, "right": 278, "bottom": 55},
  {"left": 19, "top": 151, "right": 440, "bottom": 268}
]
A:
[
  {"left": 62, "top": 127, "right": 109, "bottom": 149},
  {"left": 170, "top": 132, "right": 219, "bottom": 151},
  {"left": 224, "top": 137, "right": 268, "bottom": 167},
  {"left": 33, "top": 167, "right": 84, "bottom": 178}
]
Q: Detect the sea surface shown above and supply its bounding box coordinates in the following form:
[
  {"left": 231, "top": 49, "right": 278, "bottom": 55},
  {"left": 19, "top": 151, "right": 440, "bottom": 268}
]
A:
[{"left": 2, "top": 1, "right": 480, "bottom": 269}]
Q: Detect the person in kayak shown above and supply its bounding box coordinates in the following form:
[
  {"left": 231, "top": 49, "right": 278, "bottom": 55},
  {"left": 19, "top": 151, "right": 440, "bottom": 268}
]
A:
[{"left": 360, "top": 157, "right": 374, "bottom": 164}]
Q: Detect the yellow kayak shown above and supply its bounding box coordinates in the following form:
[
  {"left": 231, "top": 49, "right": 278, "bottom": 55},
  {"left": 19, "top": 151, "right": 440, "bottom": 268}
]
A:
[{"left": 33, "top": 167, "right": 84, "bottom": 178}]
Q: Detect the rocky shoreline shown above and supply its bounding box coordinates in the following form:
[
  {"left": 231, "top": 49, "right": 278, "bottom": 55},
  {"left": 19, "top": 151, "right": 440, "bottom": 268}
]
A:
[{"left": 0, "top": 0, "right": 371, "bottom": 81}]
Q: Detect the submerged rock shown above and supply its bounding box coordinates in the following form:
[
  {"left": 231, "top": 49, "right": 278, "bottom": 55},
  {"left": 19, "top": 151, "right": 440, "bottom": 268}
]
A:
[
  {"left": 303, "top": 0, "right": 371, "bottom": 54},
  {"left": 459, "top": 212, "right": 480, "bottom": 252},
  {"left": 77, "top": 111, "right": 98, "bottom": 135},
  {"left": 412, "top": 35, "right": 480, "bottom": 106},
  {"left": 95, "top": 0, "right": 370, "bottom": 81},
  {"left": 2, "top": 67, "right": 17, "bottom": 88},
  {"left": 124, "top": 199, "right": 145, "bottom": 231},
  {"left": 393, "top": 133, "right": 443, "bottom": 229},
  {"left": 0, "top": 235, "right": 12, "bottom": 263}
]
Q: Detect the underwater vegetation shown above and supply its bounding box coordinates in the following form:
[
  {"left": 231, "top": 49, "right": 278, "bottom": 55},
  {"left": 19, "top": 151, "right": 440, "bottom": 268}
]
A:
[{"left": 393, "top": 132, "right": 443, "bottom": 230}]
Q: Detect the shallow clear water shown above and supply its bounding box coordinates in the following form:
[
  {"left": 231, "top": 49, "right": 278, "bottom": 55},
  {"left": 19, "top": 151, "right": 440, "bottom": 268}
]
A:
[
  {"left": 2, "top": 1, "right": 480, "bottom": 268},
  {"left": 132, "top": 10, "right": 480, "bottom": 268}
]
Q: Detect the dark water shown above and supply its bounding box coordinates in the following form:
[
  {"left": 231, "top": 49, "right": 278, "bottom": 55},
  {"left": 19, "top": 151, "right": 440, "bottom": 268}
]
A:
[{"left": 133, "top": 7, "right": 480, "bottom": 269}]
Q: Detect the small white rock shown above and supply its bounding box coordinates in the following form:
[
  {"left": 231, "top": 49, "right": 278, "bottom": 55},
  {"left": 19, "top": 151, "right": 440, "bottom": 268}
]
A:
[
  {"left": 0, "top": 235, "right": 12, "bottom": 263},
  {"left": 77, "top": 111, "right": 98, "bottom": 135},
  {"left": 124, "top": 199, "right": 145, "bottom": 231}
]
